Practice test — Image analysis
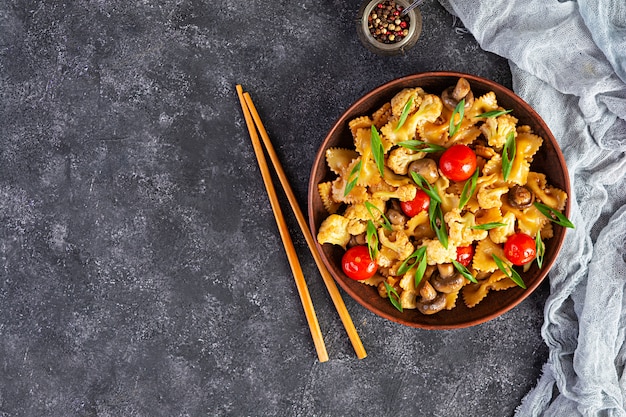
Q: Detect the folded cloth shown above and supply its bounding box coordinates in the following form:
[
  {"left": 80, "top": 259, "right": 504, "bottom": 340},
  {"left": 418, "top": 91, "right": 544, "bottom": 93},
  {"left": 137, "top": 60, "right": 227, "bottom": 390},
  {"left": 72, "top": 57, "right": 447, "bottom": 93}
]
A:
[{"left": 438, "top": 0, "right": 626, "bottom": 415}]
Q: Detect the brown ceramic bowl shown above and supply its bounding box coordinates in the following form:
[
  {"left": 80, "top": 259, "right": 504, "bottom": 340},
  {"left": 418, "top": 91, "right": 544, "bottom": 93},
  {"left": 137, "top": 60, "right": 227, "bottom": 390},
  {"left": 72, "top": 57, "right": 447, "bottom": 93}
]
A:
[{"left": 307, "top": 72, "right": 571, "bottom": 329}]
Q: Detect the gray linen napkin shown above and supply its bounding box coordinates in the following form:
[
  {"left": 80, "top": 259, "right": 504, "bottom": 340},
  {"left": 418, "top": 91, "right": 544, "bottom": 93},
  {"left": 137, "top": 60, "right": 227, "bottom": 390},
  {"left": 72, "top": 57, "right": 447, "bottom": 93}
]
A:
[{"left": 438, "top": 0, "right": 626, "bottom": 415}]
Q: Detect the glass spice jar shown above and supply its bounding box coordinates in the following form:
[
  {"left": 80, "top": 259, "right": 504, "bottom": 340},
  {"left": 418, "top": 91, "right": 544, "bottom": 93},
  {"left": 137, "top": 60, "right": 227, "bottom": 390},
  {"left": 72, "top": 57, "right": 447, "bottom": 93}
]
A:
[{"left": 356, "top": 0, "right": 422, "bottom": 56}]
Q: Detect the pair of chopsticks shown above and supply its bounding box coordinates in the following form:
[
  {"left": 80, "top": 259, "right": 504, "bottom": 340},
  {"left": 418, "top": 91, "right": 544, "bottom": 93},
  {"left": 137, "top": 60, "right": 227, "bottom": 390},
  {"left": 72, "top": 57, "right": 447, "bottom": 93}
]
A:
[{"left": 236, "top": 85, "right": 367, "bottom": 362}]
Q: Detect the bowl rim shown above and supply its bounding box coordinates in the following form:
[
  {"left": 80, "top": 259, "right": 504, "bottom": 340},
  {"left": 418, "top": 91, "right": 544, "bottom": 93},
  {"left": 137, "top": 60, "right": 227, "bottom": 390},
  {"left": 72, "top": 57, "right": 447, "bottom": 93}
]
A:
[{"left": 307, "top": 71, "right": 571, "bottom": 329}]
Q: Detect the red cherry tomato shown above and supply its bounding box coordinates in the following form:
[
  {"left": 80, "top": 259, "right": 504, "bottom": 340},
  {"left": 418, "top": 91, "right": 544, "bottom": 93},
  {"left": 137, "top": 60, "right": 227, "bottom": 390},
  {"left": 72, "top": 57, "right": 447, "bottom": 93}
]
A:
[
  {"left": 400, "top": 189, "right": 430, "bottom": 217},
  {"left": 504, "top": 233, "right": 536, "bottom": 266},
  {"left": 439, "top": 144, "right": 477, "bottom": 181},
  {"left": 456, "top": 245, "right": 474, "bottom": 267},
  {"left": 341, "top": 245, "right": 378, "bottom": 280}
]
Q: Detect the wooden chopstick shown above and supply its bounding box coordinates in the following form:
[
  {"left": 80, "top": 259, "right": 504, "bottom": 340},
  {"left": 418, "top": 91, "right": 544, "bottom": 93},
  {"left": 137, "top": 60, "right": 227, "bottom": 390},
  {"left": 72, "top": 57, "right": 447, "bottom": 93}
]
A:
[
  {"left": 236, "top": 85, "right": 329, "bottom": 363},
  {"left": 241, "top": 89, "right": 367, "bottom": 360}
]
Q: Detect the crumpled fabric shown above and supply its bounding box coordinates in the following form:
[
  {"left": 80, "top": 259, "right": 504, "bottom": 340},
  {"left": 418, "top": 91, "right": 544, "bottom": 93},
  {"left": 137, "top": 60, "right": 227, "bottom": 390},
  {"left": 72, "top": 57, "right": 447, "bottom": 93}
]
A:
[{"left": 438, "top": 0, "right": 626, "bottom": 415}]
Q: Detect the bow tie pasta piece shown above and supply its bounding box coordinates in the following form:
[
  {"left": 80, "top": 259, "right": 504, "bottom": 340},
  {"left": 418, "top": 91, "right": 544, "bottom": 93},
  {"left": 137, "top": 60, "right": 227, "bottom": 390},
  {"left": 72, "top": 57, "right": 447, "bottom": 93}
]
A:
[
  {"left": 331, "top": 176, "right": 368, "bottom": 204},
  {"left": 465, "top": 91, "right": 500, "bottom": 119},
  {"left": 501, "top": 197, "right": 548, "bottom": 238},
  {"left": 318, "top": 181, "right": 341, "bottom": 214},
  {"left": 462, "top": 270, "right": 517, "bottom": 308},
  {"left": 372, "top": 102, "right": 392, "bottom": 129},
  {"left": 325, "top": 147, "right": 358, "bottom": 176},
  {"left": 526, "top": 172, "right": 568, "bottom": 212},
  {"left": 507, "top": 127, "right": 543, "bottom": 185},
  {"left": 349, "top": 116, "right": 373, "bottom": 138},
  {"left": 472, "top": 236, "right": 508, "bottom": 273}
]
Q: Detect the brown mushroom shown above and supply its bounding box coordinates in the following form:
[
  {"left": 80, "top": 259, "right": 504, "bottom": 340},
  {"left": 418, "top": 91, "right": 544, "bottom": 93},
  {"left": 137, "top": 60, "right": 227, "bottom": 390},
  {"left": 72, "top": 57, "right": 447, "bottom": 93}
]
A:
[
  {"left": 508, "top": 185, "right": 535, "bottom": 209},
  {"left": 431, "top": 265, "right": 465, "bottom": 294},
  {"left": 441, "top": 77, "right": 475, "bottom": 111},
  {"left": 416, "top": 293, "right": 447, "bottom": 315},
  {"left": 348, "top": 233, "right": 367, "bottom": 247},
  {"left": 419, "top": 280, "right": 438, "bottom": 302},
  {"left": 386, "top": 208, "right": 407, "bottom": 225},
  {"left": 408, "top": 158, "right": 439, "bottom": 184}
]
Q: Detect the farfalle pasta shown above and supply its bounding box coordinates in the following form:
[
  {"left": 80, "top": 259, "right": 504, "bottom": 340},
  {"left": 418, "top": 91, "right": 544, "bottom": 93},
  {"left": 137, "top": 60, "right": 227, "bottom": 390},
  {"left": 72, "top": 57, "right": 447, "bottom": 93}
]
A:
[{"left": 316, "top": 78, "right": 570, "bottom": 315}]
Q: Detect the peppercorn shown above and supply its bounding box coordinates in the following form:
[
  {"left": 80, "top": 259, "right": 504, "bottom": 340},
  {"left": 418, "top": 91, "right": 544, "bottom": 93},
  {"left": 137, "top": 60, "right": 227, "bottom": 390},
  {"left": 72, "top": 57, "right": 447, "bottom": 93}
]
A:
[{"left": 367, "top": 0, "right": 411, "bottom": 44}]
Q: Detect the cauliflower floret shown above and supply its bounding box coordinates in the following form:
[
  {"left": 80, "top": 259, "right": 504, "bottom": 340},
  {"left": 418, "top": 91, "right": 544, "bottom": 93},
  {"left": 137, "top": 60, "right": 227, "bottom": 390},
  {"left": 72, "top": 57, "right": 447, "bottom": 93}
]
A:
[
  {"left": 445, "top": 208, "right": 488, "bottom": 247},
  {"left": 381, "top": 94, "right": 444, "bottom": 146},
  {"left": 378, "top": 229, "right": 414, "bottom": 261},
  {"left": 343, "top": 199, "right": 386, "bottom": 235},
  {"left": 420, "top": 239, "right": 458, "bottom": 265},
  {"left": 343, "top": 199, "right": 386, "bottom": 221},
  {"left": 390, "top": 88, "right": 422, "bottom": 117},
  {"left": 398, "top": 270, "right": 418, "bottom": 309},
  {"left": 372, "top": 183, "right": 417, "bottom": 202},
  {"left": 465, "top": 91, "right": 499, "bottom": 119},
  {"left": 317, "top": 214, "right": 350, "bottom": 248},
  {"left": 376, "top": 246, "right": 399, "bottom": 268},
  {"left": 489, "top": 211, "right": 516, "bottom": 244},
  {"left": 477, "top": 186, "right": 509, "bottom": 209},
  {"left": 479, "top": 113, "right": 518, "bottom": 149},
  {"left": 387, "top": 147, "right": 425, "bottom": 175}
]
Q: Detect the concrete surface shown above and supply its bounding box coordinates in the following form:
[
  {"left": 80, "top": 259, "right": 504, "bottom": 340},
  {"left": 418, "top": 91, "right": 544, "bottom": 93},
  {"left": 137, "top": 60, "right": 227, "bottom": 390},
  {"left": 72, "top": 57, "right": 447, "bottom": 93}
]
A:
[{"left": 0, "top": 1, "right": 548, "bottom": 416}]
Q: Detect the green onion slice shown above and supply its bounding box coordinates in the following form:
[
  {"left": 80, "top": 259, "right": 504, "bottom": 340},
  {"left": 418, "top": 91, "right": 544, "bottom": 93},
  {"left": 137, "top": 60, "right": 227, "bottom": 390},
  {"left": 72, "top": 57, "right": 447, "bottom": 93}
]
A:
[
  {"left": 449, "top": 98, "right": 465, "bottom": 137},
  {"left": 397, "top": 246, "right": 428, "bottom": 287},
  {"left": 533, "top": 202, "right": 575, "bottom": 229},
  {"left": 344, "top": 160, "right": 362, "bottom": 196},
  {"left": 474, "top": 109, "right": 512, "bottom": 118},
  {"left": 502, "top": 131, "right": 516, "bottom": 181},
  {"left": 398, "top": 140, "right": 447, "bottom": 153},
  {"left": 535, "top": 230, "right": 545, "bottom": 269},
  {"left": 395, "top": 97, "right": 413, "bottom": 131},
  {"left": 470, "top": 222, "right": 508, "bottom": 230},
  {"left": 410, "top": 172, "right": 442, "bottom": 204},
  {"left": 452, "top": 260, "right": 477, "bottom": 283},
  {"left": 365, "top": 201, "right": 392, "bottom": 231},
  {"left": 366, "top": 220, "right": 379, "bottom": 260},
  {"left": 492, "top": 254, "right": 526, "bottom": 289},
  {"left": 383, "top": 281, "right": 403, "bottom": 312},
  {"left": 429, "top": 201, "right": 448, "bottom": 249},
  {"left": 458, "top": 167, "right": 479, "bottom": 210},
  {"left": 370, "top": 125, "right": 385, "bottom": 177}
]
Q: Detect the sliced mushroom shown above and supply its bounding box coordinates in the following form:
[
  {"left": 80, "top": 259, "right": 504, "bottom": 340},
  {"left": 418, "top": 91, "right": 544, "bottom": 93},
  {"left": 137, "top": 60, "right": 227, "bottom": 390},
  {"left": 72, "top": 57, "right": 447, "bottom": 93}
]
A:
[
  {"left": 441, "top": 77, "right": 475, "bottom": 112},
  {"left": 437, "top": 263, "right": 455, "bottom": 278},
  {"left": 431, "top": 269, "right": 465, "bottom": 294},
  {"left": 408, "top": 158, "right": 439, "bottom": 184},
  {"left": 416, "top": 293, "right": 446, "bottom": 315},
  {"left": 419, "top": 280, "right": 437, "bottom": 302},
  {"left": 452, "top": 77, "right": 471, "bottom": 101},
  {"left": 386, "top": 208, "right": 407, "bottom": 225},
  {"left": 508, "top": 185, "right": 535, "bottom": 209},
  {"left": 349, "top": 233, "right": 367, "bottom": 247}
]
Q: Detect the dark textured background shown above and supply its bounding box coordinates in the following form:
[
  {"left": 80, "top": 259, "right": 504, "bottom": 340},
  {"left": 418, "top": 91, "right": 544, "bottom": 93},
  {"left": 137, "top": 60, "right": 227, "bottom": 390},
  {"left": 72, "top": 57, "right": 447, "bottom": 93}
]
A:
[{"left": 0, "top": 1, "right": 548, "bottom": 416}]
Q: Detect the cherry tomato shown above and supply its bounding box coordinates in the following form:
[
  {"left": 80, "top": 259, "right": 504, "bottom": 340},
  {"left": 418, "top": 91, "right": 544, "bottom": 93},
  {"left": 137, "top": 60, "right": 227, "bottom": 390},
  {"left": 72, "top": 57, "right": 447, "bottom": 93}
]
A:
[
  {"left": 439, "top": 144, "right": 477, "bottom": 181},
  {"left": 341, "top": 245, "right": 378, "bottom": 280},
  {"left": 456, "top": 245, "right": 474, "bottom": 267},
  {"left": 504, "top": 233, "right": 536, "bottom": 266},
  {"left": 400, "top": 189, "right": 430, "bottom": 217}
]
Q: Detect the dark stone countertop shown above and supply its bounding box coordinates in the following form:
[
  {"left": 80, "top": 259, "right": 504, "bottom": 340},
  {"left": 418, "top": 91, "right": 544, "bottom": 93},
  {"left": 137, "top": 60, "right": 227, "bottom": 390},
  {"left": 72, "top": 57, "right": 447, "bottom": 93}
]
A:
[{"left": 0, "top": 1, "right": 548, "bottom": 416}]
